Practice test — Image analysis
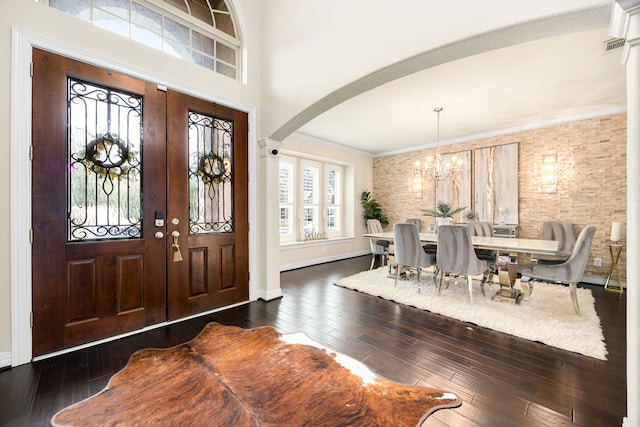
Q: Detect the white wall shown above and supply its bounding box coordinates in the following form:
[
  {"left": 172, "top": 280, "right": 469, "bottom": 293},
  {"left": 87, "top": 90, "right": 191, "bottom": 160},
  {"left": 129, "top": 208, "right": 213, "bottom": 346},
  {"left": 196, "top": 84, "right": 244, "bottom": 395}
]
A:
[
  {"left": 0, "top": 0, "right": 261, "bottom": 361},
  {"left": 279, "top": 134, "right": 373, "bottom": 271}
]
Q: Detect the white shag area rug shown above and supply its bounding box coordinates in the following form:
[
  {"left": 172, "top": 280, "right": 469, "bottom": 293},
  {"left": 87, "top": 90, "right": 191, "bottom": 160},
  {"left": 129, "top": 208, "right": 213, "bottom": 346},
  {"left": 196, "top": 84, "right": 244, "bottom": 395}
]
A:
[{"left": 335, "top": 267, "right": 607, "bottom": 360}]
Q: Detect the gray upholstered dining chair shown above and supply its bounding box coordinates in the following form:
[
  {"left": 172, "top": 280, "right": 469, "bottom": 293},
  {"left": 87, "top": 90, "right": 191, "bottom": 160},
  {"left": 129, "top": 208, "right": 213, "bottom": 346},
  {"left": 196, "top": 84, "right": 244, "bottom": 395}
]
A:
[
  {"left": 532, "top": 221, "right": 576, "bottom": 264},
  {"left": 367, "top": 219, "right": 389, "bottom": 270},
  {"left": 405, "top": 218, "right": 421, "bottom": 231},
  {"left": 521, "top": 226, "right": 596, "bottom": 316},
  {"left": 467, "top": 221, "right": 497, "bottom": 286},
  {"left": 407, "top": 217, "right": 438, "bottom": 256},
  {"left": 467, "top": 221, "right": 497, "bottom": 260},
  {"left": 393, "top": 222, "right": 436, "bottom": 293},
  {"left": 436, "top": 225, "right": 489, "bottom": 305}
]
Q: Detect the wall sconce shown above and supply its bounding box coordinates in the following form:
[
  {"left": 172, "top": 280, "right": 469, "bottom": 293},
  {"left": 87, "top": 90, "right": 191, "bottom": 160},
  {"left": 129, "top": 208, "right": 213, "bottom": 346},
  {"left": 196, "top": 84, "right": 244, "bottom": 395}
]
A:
[
  {"left": 541, "top": 154, "right": 558, "bottom": 193},
  {"left": 412, "top": 162, "right": 423, "bottom": 198}
]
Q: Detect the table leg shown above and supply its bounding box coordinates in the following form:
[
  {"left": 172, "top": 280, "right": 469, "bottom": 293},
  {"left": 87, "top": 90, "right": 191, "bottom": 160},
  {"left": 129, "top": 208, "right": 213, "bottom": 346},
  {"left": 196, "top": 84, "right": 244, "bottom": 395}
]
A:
[
  {"left": 604, "top": 243, "right": 624, "bottom": 292},
  {"left": 519, "top": 278, "right": 533, "bottom": 300},
  {"left": 494, "top": 254, "right": 523, "bottom": 303}
]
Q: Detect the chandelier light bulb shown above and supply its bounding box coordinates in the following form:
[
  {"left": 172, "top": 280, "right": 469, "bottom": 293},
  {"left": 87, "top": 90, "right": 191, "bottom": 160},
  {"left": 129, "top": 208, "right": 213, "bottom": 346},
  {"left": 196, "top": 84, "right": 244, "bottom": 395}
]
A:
[{"left": 414, "top": 107, "right": 461, "bottom": 209}]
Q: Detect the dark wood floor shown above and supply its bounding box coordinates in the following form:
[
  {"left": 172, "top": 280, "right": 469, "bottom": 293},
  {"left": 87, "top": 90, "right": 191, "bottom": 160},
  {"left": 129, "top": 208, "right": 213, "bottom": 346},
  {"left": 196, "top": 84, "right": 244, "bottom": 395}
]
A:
[{"left": 0, "top": 256, "right": 627, "bottom": 426}]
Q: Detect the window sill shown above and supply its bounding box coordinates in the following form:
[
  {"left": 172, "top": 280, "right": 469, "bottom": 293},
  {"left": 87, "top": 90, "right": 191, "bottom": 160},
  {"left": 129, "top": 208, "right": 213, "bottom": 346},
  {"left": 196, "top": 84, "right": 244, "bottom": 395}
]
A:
[{"left": 280, "top": 236, "right": 355, "bottom": 250}]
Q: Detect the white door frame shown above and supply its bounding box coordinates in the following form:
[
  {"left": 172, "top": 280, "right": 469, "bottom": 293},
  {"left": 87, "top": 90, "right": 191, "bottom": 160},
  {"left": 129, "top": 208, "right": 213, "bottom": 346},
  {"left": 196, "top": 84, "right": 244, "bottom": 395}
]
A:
[{"left": 10, "top": 27, "right": 258, "bottom": 366}]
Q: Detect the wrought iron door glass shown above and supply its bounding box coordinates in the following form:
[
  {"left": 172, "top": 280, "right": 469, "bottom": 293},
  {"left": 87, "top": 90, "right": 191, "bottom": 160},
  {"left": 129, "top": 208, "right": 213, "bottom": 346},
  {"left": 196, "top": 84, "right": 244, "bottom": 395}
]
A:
[
  {"left": 188, "top": 111, "right": 233, "bottom": 234},
  {"left": 67, "top": 78, "right": 143, "bottom": 241}
]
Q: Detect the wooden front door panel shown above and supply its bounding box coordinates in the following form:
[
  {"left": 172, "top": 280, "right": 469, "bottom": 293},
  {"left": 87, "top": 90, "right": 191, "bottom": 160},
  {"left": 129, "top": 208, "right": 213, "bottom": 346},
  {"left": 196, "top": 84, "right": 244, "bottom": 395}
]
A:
[
  {"left": 31, "top": 49, "right": 167, "bottom": 356},
  {"left": 166, "top": 91, "right": 249, "bottom": 319},
  {"left": 31, "top": 49, "right": 249, "bottom": 356}
]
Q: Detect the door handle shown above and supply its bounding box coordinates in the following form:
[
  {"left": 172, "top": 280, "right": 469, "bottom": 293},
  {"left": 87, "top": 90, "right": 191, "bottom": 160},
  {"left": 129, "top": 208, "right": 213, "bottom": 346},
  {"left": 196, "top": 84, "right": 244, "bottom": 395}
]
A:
[{"left": 154, "top": 231, "right": 165, "bottom": 239}]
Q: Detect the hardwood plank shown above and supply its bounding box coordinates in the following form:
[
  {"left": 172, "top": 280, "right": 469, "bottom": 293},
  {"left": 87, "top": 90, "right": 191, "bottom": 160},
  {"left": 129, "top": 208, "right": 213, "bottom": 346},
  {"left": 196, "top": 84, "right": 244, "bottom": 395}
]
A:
[
  {"left": 0, "top": 256, "right": 626, "bottom": 425},
  {"left": 0, "top": 363, "right": 39, "bottom": 424}
]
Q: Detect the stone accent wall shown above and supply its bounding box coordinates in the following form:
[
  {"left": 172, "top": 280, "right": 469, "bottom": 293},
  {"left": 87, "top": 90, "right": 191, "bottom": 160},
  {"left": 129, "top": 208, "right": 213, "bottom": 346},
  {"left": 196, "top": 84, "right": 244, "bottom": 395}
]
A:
[{"left": 372, "top": 113, "right": 627, "bottom": 282}]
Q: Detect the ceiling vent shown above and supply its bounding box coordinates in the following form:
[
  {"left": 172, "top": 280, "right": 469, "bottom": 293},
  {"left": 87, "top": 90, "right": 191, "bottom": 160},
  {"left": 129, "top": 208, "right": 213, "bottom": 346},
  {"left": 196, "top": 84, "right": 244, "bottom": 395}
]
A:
[{"left": 602, "top": 38, "right": 626, "bottom": 55}]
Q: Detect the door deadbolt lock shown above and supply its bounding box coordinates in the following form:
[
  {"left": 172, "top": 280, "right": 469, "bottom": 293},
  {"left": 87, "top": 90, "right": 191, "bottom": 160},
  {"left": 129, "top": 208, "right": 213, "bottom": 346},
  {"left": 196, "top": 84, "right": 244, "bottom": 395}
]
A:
[{"left": 155, "top": 210, "right": 165, "bottom": 227}]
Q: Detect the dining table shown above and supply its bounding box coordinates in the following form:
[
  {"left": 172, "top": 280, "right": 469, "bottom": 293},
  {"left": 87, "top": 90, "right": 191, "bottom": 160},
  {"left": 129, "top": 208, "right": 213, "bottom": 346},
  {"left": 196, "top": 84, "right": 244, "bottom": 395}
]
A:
[{"left": 363, "top": 231, "right": 559, "bottom": 304}]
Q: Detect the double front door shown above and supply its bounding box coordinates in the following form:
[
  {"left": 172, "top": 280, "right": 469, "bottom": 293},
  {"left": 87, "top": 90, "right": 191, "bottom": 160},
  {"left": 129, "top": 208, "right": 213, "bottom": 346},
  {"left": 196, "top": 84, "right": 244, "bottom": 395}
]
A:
[{"left": 31, "top": 49, "right": 248, "bottom": 356}]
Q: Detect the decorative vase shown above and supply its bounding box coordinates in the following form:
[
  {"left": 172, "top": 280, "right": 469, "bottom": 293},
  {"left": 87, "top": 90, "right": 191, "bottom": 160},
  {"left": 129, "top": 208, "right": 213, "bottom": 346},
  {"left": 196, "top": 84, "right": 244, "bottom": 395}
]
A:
[{"left": 436, "top": 217, "right": 450, "bottom": 232}]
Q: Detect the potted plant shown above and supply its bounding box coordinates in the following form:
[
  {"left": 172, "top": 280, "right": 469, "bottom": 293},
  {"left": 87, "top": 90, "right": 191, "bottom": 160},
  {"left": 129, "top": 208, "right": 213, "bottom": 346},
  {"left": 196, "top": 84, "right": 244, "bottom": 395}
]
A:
[
  {"left": 422, "top": 202, "right": 466, "bottom": 228},
  {"left": 360, "top": 191, "right": 389, "bottom": 227}
]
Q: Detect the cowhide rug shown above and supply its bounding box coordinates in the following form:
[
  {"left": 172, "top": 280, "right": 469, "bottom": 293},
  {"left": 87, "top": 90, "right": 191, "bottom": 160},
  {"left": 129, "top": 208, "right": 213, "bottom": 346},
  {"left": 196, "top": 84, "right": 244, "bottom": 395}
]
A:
[{"left": 52, "top": 323, "right": 460, "bottom": 426}]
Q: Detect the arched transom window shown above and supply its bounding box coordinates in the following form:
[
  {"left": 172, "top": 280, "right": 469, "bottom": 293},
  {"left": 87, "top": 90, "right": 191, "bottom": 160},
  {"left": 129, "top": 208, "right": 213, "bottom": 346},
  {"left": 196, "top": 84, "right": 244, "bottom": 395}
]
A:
[{"left": 44, "top": 0, "right": 241, "bottom": 80}]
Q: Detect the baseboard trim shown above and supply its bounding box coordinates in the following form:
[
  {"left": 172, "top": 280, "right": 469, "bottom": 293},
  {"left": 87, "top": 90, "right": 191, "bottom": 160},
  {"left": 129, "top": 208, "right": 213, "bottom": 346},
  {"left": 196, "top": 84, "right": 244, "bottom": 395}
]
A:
[
  {"left": 280, "top": 254, "right": 622, "bottom": 288},
  {"left": 280, "top": 251, "right": 370, "bottom": 272},
  {"left": 258, "top": 288, "right": 283, "bottom": 301},
  {"left": 580, "top": 275, "right": 626, "bottom": 288},
  {"left": 0, "top": 351, "right": 11, "bottom": 369},
  {"left": 518, "top": 270, "right": 624, "bottom": 288}
]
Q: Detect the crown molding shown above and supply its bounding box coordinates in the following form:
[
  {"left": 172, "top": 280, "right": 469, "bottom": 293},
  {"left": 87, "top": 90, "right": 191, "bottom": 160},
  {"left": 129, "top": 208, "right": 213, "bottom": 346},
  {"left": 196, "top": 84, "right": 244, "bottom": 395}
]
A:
[
  {"left": 375, "top": 106, "right": 627, "bottom": 158},
  {"left": 289, "top": 132, "right": 374, "bottom": 157}
]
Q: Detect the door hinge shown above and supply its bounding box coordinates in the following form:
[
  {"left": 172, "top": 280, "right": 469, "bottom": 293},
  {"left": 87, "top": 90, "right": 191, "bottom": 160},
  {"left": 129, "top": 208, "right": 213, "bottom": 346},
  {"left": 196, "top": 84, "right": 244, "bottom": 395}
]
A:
[
  {"left": 30, "top": 61, "right": 33, "bottom": 78},
  {"left": 30, "top": 312, "right": 34, "bottom": 328},
  {"left": 29, "top": 145, "right": 33, "bottom": 160},
  {"left": 29, "top": 229, "right": 33, "bottom": 244}
]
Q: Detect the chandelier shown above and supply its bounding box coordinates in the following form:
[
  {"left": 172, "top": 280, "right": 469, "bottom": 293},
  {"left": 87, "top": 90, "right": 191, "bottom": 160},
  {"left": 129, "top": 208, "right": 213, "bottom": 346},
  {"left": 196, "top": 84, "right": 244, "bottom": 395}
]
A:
[{"left": 413, "top": 107, "right": 461, "bottom": 198}]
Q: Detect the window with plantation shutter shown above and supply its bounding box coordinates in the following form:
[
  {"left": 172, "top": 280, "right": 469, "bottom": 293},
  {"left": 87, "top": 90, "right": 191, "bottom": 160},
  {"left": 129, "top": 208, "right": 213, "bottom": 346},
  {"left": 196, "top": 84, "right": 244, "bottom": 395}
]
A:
[
  {"left": 325, "top": 165, "right": 342, "bottom": 238},
  {"left": 301, "top": 159, "right": 321, "bottom": 241},
  {"left": 279, "top": 155, "right": 295, "bottom": 242},
  {"left": 279, "top": 155, "right": 344, "bottom": 243}
]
